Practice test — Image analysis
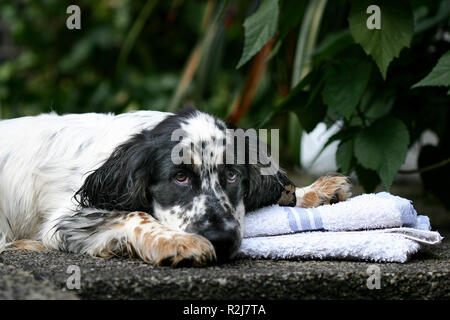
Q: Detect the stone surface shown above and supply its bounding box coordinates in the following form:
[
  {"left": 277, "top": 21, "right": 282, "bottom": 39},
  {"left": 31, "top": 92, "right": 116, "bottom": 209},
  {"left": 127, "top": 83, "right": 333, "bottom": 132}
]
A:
[
  {"left": 0, "top": 262, "right": 77, "bottom": 300},
  {"left": 0, "top": 240, "right": 448, "bottom": 300}
]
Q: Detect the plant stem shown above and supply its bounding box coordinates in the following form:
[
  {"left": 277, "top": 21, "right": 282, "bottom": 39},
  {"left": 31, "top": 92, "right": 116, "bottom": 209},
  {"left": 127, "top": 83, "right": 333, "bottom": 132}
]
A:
[{"left": 398, "top": 157, "right": 450, "bottom": 174}]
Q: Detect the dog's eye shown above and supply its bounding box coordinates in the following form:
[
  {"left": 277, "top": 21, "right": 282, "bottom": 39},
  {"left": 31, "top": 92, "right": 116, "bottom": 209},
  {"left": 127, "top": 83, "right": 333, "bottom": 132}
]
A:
[
  {"left": 226, "top": 171, "right": 238, "bottom": 183},
  {"left": 174, "top": 172, "right": 189, "bottom": 185}
]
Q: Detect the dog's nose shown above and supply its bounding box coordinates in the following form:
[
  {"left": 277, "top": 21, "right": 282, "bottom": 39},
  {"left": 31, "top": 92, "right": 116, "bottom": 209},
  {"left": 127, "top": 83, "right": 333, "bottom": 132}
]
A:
[{"left": 200, "top": 230, "right": 240, "bottom": 262}]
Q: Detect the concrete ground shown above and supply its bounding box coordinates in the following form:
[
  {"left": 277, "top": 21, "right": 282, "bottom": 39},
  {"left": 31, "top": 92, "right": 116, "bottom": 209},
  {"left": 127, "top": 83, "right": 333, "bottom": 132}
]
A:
[
  {"left": 0, "top": 177, "right": 449, "bottom": 300},
  {"left": 0, "top": 241, "right": 449, "bottom": 300}
]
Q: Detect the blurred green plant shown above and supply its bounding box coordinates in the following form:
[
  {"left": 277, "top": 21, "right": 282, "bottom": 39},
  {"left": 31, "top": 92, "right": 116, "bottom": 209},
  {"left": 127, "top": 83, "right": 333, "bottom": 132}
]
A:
[
  {"left": 246, "top": 0, "right": 450, "bottom": 203},
  {"left": 0, "top": 0, "right": 228, "bottom": 117},
  {"left": 0, "top": 0, "right": 449, "bottom": 205}
]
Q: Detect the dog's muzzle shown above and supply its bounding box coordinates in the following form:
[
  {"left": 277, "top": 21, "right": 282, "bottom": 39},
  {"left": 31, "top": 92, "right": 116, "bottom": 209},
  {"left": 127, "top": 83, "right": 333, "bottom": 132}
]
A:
[
  {"left": 187, "top": 198, "right": 242, "bottom": 262},
  {"left": 199, "top": 228, "right": 241, "bottom": 262}
]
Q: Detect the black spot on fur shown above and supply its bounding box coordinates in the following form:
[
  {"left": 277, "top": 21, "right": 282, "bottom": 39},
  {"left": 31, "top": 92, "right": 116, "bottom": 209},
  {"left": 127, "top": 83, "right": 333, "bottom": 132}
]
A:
[
  {"left": 215, "top": 120, "right": 226, "bottom": 131},
  {"left": 56, "top": 210, "right": 125, "bottom": 253}
]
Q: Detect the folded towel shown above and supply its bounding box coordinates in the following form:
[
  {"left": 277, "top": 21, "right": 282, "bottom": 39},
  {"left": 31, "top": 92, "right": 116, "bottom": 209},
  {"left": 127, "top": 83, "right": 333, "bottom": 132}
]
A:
[
  {"left": 238, "top": 228, "right": 442, "bottom": 263},
  {"left": 239, "top": 192, "right": 443, "bottom": 263},
  {"left": 243, "top": 192, "right": 419, "bottom": 237}
]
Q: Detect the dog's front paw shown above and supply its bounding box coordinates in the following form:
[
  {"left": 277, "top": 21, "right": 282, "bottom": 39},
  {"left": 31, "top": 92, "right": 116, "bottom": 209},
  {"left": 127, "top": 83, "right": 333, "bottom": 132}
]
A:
[
  {"left": 144, "top": 232, "right": 216, "bottom": 267},
  {"left": 296, "top": 174, "right": 352, "bottom": 208}
]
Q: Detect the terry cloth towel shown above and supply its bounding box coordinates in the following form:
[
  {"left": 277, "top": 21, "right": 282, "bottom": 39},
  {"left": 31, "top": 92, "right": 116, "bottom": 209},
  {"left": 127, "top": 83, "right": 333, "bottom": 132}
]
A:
[
  {"left": 244, "top": 192, "right": 424, "bottom": 237},
  {"left": 238, "top": 192, "right": 443, "bottom": 263}
]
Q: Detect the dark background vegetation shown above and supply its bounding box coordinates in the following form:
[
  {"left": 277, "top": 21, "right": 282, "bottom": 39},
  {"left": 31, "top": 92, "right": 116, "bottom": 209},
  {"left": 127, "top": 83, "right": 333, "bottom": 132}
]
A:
[{"left": 0, "top": 0, "right": 449, "bottom": 207}]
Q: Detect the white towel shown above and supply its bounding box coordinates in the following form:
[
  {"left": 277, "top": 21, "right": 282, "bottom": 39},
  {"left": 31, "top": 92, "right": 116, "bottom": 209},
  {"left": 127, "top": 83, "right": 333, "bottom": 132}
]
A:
[
  {"left": 239, "top": 192, "right": 443, "bottom": 263},
  {"left": 244, "top": 192, "right": 420, "bottom": 237}
]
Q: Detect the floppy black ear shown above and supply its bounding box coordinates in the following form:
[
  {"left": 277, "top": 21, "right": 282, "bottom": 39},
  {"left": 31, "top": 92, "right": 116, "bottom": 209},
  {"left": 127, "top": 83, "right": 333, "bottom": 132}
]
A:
[
  {"left": 244, "top": 164, "right": 296, "bottom": 211},
  {"left": 223, "top": 122, "right": 297, "bottom": 211},
  {"left": 75, "top": 133, "right": 154, "bottom": 212}
]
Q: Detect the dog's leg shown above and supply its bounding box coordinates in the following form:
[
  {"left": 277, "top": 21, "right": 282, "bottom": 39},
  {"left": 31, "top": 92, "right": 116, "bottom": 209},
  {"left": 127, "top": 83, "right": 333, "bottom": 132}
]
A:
[
  {"left": 5, "top": 240, "right": 46, "bottom": 252},
  {"left": 55, "top": 210, "right": 215, "bottom": 267},
  {"left": 293, "top": 174, "right": 352, "bottom": 208}
]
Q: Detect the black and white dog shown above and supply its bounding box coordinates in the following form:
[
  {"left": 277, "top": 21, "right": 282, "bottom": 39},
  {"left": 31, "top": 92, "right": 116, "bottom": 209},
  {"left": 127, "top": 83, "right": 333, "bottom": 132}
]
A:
[{"left": 0, "top": 108, "right": 351, "bottom": 266}]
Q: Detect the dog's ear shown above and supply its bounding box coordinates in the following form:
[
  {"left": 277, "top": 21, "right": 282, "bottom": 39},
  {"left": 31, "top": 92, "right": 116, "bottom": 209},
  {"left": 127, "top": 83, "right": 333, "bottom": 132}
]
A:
[
  {"left": 224, "top": 122, "right": 297, "bottom": 211},
  {"left": 75, "top": 134, "right": 154, "bottom": 212},
  {"left": 244, "top": 164, "right": 296, "bottom": 211}
]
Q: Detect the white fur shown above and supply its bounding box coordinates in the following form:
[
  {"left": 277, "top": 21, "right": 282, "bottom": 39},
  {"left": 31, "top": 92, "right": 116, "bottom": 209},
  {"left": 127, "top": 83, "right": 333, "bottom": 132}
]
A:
[
  {"left": 295, "top": 186, "right": 310, "bottom": 207},
  {"left": 0, "top": 111, "right": 171, "bottom": 249}
]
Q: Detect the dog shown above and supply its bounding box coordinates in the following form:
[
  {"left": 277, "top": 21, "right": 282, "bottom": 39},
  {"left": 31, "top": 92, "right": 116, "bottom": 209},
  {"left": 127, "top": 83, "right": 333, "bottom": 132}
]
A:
[{"left": 0, "top": 108, "right": 351, "bottom": 266}]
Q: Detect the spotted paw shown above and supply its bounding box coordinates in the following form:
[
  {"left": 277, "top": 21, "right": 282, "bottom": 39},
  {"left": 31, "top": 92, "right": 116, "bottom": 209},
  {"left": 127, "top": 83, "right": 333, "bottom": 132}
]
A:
[
  {"left": 149, "top": 232, "right": 216, "bottom": 267},
  {"left": 296, "top": 173, "right": 352, "bottom": 208}
]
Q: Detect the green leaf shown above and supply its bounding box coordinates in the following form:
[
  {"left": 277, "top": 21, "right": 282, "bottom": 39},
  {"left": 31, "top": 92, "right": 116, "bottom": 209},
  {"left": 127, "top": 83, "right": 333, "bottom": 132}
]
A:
[
  {"left": 291, "top": 97, "right": 327, "bottom": 133},
  {"left": 267, "top": 0, "right": 308, "bottom": 62},
  {"left": 258, "top": 71, "right": 315, "bottom": 128},
  {"left": 322, "top": 56, "right": 372, "bottom": 119},
  {"left": 355, "top": 165, "right": 381, "bottom": 193},
  {"left": 412, "top": 50, "right": 450, "bottom": 88},
  {"left": 236, "top": 0, "right": 279, "bottom": 69},
  {"left": 336, "top": 139, "right": 354, "bottom": 175},
  {"left": 348, "top": 0, "right": 414, "bottom": 79},
  {"left": 360, "top": 89, "right": 395, "bottom": 121},
  {"left": 281, "top": 71, "right": 327, "bottom": 132},
  {"left": 324, "top": 127, "right": 360, "bottom": 151},
  {"left": 292, "top": 77, "right": 327, "bottom": 132},
  {"left": 354, "top": 117, "right": 410, "bottom": 190},
  {"left": 313, "top": 30, "right": 354, "bottom": 64}
]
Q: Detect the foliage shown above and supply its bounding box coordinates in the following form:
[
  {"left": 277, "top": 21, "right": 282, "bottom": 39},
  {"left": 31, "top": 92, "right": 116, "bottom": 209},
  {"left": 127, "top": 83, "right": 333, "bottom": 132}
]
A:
[
  {"left": 236, "top": 0, "right": 278, "bottom": 68},
  {"left": 253, "top": 0, "right": 450, "bottom": 195},
  {"left": 0, "top": 0, "right": 449, "bottom": 201},
  {"left": 0, "top": 0, "right": 237, "bottom": 117},
  {"left": 412, "top": 50, "right": 450, "bottom": 88},
  {"left": 348, "top": 0, "right": 414, "bottom": 80}
]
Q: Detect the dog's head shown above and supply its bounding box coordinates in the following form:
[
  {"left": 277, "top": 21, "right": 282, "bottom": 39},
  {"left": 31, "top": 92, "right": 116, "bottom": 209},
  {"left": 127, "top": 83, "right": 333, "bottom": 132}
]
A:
[{"left": 76, "top": 108, "right": 292, "bottom": 261}]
